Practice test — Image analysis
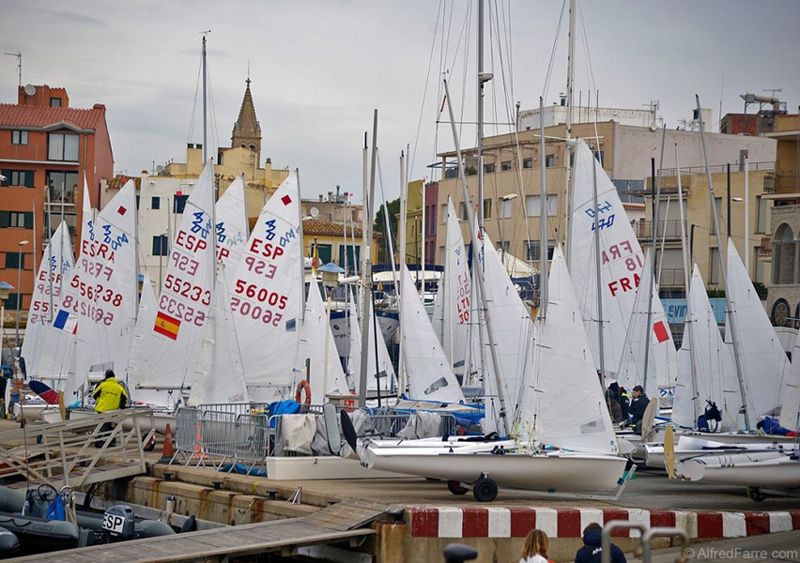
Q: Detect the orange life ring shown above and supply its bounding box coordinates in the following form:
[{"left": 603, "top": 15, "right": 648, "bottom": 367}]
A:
[{"left": 295, "top": 380, "right": 312, "bottom": 405}]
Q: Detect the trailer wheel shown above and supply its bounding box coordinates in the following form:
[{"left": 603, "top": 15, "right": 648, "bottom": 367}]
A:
[
  {"left": 447, "top": 480, "right": 469, "bottom": 495},
  {"left": 472, "top": 477, "right": 498, "bottom": 502},
  {"left": 746, "top": 486, "right": 766, "bottom": 502}
]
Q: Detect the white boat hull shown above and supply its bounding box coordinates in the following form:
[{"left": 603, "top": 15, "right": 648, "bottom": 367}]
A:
[
  {"left": 675, "top": 451, "right": 800, "bottom": 488},
  {"left": 363, "top": 444, "right": 627, "bottom": 493},
  {"left": 44, "top": 406, "right": 175, "bottom": 435}
]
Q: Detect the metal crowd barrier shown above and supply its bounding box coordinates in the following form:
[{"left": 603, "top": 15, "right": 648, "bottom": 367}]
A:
[{"left": 170, "top": 404, "right": 460, "bottom": 472}]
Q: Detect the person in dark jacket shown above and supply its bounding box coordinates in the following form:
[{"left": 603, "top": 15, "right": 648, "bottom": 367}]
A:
[
  {"left": 604, "top": 383, "right": 623, "bottom": 423},
  {"left": 628, "top": 385, "right": 649, "bottom": 432},
  {"left": 618, "top": 386, "right": 630, "bottom": 420},
  {"left": 574, "top": 522, "right": 626, "bottom": 563}
]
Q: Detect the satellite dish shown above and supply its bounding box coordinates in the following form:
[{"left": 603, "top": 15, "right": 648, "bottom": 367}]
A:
[
  {"left": 24, "top": 84, "right": 36, "bottom": 96},
  {"left": 309, "top": 206, "right": 319, "bottom": 219},
  {"left": 156, "top": 165, "right": 164, "bottom": 173}
]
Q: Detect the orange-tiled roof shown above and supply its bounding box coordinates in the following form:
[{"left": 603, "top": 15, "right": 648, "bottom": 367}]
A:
[
  {"left": 302, "top": 219, "right": 364, "bottom": 238},
  {"left": 0, "top": 103, "right": 106, "bottom": 131}
]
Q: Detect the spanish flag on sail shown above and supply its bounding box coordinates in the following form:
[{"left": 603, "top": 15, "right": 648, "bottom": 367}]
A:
[{"left": 154, "top": 311, "right": 181, "bottom": 340}]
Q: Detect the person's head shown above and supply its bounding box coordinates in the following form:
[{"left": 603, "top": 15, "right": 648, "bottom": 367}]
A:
[
  {"left": 582, "top": 522, "right": 604, "bottom": 546},
  {"left": 521, "top": 528, "right": 550, "bottom": 559},
  {"left": 633, "top": 385, "right": 644, "bottom": 397},
  {"left": 608, "top": 381, "right": 620, "bottom": 394},
  {"left": 104, "top": 369, "right": 115, "bottom": 379}
]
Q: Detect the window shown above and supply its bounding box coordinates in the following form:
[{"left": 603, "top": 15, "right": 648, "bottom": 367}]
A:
[
  {"left": 483, "top": 199, "right": 492, "bottom": 219},
  {"left": 525, "top": 194, "right": 558, "bottom": 217},
  {"left": 0, "top": 211, "right": 33, "bottom": 229},
  {"left": 11, "top": 130, "right": 28, "bottom": 145},
  {"left": 756, "top": 196, "right": 767, "bottom": 234},
  {"left": 710, "top": 197, "right": 723, "bottom": 229},
  {"left": 500, "top": 198, "right": 513, "bottom": 219},
  {"left": 152, "top": 235, "right": 169, "bottom": 256},
  {"left": 314, "top": 244, "right": 332, "bottom": 264},
  {"left": 152, "top": 196, "right": 160, "bottom": 210},
  {"left": 5, "top": 252, "right": 25, "bottom": 269},
  {"left": 459, "top": 202, "right": 469, "bottom": 222},
  {"left": 50, "top": 98, "right": 62, "bottom": 108},
  {"left": 545, "top": 154, "right": 555, "bottom": 167},
  {"left": 136, "top": 195, "right": 140, "bottom": 210},
  {"left": 523, "top": 158, "right": 533, "bottom": 169},
  {"left": 1, "top": 170, "right": 34, "bottom": 187},
  {"left": 46, "top": 171, "right": 79, "bottom": 203},
  {"left": 709, "top": 248, "right": 721, "bottom": 285},
  {"left": 441, "top": 204, "right": 448, "bottom": 223},
  {"left": 501, "top": 161, "right": 512, "bottom": 172},
  {"left": 525, "top": 240, "right": 556, "bottom": 262},
  {"left": 484, "top": 163, "right": 495, "bottom": 174},
  {"left": 497, "top": 240, "right": 511, "bottom": 254},
  {"left": 173, "top": 194, "right": 189, "bottom": 214},
  {"left": 47, "top": 133, "right": 79, "bottom": 161},
  {"left": 339, "top": 245, "right": 361, "bottom": 274},
  {"left": 595, "top": 151, "right": 605, "bottom": 166}
]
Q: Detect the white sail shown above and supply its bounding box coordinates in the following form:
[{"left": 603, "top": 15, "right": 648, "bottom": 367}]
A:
[
  {"left": 672, "top": 266, "right": 741, "bottom": 431},
  {"left": 232, "top": 171, "right": 304, "bottom": 402},
  {"left": 434, "top": 197, "right": 471, "bottom": 380},
  {"left": 400, "top": 265, "right": 464, "bottom": 403},
  {"left": 215, "top": 175, "right": 249, "bottom": 289},
  {"left": 125, "top": 276, "right": 156, "bottom": 399},
  {"left": 297, "top": 277, "right": 347, "bottom": 398},
  {"left": 137, "top": 161, "right": 217, "bottom": 401},
  {"left": 523, "top": 246, "right": 618, "bottom": 454},
  {"left": 725, "top": 238, "right": 790, "bottom": 421},
  {"left": 616, "top": 250, "right": 678, "bottom": 399},
  {"left": 779, "top": 327, "right": 800, "bottom": 431},
  {"left": 569, "top": 139, "right": 678, "bottom": 384},
  {"left": 74, "top": 179, "right": 138, "bottom": 386},
  {"left": 346, "top": 290, "right": 396, "bottom": 396},
  {"left": 476, "top": 234, "right": 537, "bottom": 430},
  {"left": 188, "top": 267, "right": 249, "bottom": 406},
  {"left": 21, "top": 221, "right": 74, "bottom": 377}
]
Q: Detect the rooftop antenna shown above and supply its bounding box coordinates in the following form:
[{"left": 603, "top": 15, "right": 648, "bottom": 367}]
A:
[
  {"left": 763, "top": 88, "right": 782, "bottom": 98},
  {"left": 3, "top": 51, "right": 21, "bottom": 87}
]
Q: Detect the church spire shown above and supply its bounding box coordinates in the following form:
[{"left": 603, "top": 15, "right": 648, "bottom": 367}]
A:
[{"left": 231, "top": 76, "right": 262, "bottom": 161}]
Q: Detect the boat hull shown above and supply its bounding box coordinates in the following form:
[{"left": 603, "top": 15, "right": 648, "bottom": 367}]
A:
[
  {"left": 363, "top": 445, "right": 627, "bottom": 493},
  {"left": 675, "top": 451, "right": 800, "bottom": 488}
]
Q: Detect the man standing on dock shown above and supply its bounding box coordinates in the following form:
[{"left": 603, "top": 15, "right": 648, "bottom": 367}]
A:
[
  {"left": 627, "top": 385, "right": 648, "bottom": 433},
  {"left": 93, "top": 369, "right": 129, "bottom": 447}
]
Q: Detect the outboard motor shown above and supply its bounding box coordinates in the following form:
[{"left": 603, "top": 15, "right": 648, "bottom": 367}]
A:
[
  {"left": 0, "top": 526, "right": 20, "bottom": 557},
  {"left": 102, "top": 505, "right": 135, "bottom": 543}
]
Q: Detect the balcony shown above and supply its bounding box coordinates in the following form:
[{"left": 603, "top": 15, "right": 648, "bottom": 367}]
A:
[
  {"left": 759, "top": 235, "right": 772, "bottom": 258},
  {"left": 657, "top": 268, "right": 686, "bottom": 288},
  {"left": 764, "top": 171, "right": 799, "bottom": 194},
  {"left": 633, "top": 219, "right": 686, "bottom": 241}
]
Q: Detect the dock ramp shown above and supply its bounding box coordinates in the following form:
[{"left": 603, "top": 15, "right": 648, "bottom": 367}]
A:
[{"left": 13, "top": 498, "right": 391, "bottom": 562}]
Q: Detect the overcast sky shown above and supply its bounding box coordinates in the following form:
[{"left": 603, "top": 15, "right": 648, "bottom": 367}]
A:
[{"left": 3, "top": 1, "right": 799, "bottom": 204}]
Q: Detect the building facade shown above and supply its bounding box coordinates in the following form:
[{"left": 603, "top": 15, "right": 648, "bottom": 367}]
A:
[{"left": 0, "top": 84, "right": 113, "bottom": 318}]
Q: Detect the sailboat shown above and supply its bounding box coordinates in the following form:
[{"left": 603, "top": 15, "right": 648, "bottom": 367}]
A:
[
  {"left": 135, "top": 161, "right": 217, "bottom": 408},
  {"left": 345, "top": 289, "right": 396, "bottom": 400},
  {"left": 214, "top": 174, "right": 249, "bottom": 289},
  {"left": 568, "top": 139, "right": 678, "bottom": 401},
  {"left": 361, "top": 247, "right": 628, "bottom": 501}
]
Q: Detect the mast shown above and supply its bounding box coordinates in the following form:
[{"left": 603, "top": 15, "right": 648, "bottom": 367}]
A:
[
  {"left": 675, "top": 144, "right": 699, "bottom": 423},
  {"left": 358, "top": 110, "right": 378, "bottom": 408},
  {"left": 538, "top": 97, "right": 549, "bottom": 319},
  {"left": 643, "top": 127, "right": 666, "bottom": 395},
  {"left": 201, "top": 31, "right": 210, "bottom": 164},
  {"left": 696, "top": 95, "right": 750, "bottom": 430},
  {"left": 564, "top": 0, "right": 576, "bottom": 268},
  {"left": 398, "top": 150, "right": 407, "bottom": 396},
  {"left": 591, "top": 147, "right": 605, "bottom": 385}
]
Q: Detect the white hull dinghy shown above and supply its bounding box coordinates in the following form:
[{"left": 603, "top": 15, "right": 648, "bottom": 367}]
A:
[{"left": 675, "top": 449, "right": 800, "bottom": 489}]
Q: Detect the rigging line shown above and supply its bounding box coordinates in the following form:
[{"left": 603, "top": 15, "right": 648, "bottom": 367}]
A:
[
  {"left": 409, "top": 0, "right": 445, "bottom": 180},
  {"left": 541, "top": 0, "right": 568, "bottom": 101},
  {"left": 458, "top": 4, "right": 472, "bottom": 146},
  {"left": 576, "top": 1, "right": 602, "bottom": 149}
]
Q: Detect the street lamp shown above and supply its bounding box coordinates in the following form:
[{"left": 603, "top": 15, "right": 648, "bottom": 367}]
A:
[
  {"left": 0, "top": 282, "right": 13, "bottom": 362},
  {"left": 15, "top": 241, "right": 29, "bottom": 352}
]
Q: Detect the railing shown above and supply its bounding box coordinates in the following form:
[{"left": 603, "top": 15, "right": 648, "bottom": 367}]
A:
[
  {"left": 633, "top": 219, "right": 686, "bottom": 240},
  {"left": 0, "top": 409, "right": 155, "bottom": 489},
  {"left": 764, "top": 170, "right": 799, "bottom": 194},
  {"left": 660, "top": 161, "right": 774, "bottom": 176}
]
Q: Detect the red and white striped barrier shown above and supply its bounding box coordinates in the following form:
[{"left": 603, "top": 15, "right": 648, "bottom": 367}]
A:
[{"left": 407, "top": 506, "right": 800, "bottom": 539}]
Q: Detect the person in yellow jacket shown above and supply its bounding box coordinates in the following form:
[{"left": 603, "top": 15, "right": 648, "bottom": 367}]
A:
[{"left": 93, "top": 369, "right": 130, "bottom": 447}]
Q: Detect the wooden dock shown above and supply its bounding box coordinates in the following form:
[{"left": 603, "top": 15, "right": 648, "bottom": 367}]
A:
[{"left": 14, "top": 499, "right": 390, "bottom": 562}]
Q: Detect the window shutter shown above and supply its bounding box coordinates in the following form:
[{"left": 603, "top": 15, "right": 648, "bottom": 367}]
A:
[
  {"left": 25, "top": 171, "right": 35, "bottom": 187},
  {"left": 24, "top": 212, "right": 33, "bottom": 229},
  {"left": 0, "top": 212, "right": 8, "bottom": 228}
]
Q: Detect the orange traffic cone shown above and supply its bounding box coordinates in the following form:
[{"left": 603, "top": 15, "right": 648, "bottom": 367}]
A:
[{"left": 159, "top": 423, "right": 175, "bottom": 464}]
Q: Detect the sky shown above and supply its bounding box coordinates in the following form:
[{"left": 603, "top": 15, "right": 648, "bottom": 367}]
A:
[{"left": 3, "top": 1, "right": 799, "bottom": 205}]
